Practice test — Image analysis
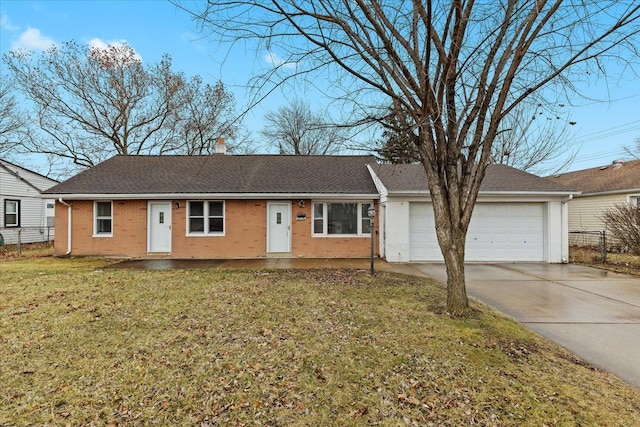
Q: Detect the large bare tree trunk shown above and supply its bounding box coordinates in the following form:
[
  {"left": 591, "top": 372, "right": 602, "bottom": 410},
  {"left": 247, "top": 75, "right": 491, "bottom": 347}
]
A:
[
  {"left": 441, "top": 231, "right": 469, "bottom": 316},
  {"left": 430, "top": 177, "right": 472, "bottom": 316}
]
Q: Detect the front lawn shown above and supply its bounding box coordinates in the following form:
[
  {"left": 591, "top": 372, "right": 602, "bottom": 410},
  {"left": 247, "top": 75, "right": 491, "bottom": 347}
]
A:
[{"left": 1, "top": 258, "right": 639, "bottom": 426}]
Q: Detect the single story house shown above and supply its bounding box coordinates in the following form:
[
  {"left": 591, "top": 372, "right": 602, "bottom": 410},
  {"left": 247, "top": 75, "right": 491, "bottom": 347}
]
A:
[
  {"left": 43, "top": 154, "right": 380, "bottom": 258},
  {"left": 0, "top": 159, "right": 58, "bottom": 245},
  {"left": 369, "top": 163, "right": 579, "bottom": 263},
  {"left": 44, "top": 151, "right": 578, "bottom": 263},
  {"left": 549, "top": 159, "right": 640, "bottom": 245}
]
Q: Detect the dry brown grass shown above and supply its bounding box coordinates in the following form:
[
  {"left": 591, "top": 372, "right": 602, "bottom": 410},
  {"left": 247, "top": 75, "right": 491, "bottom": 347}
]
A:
[
  {"left": 1, "top": 257, "right": 640, "bottom": 426},
  {"left": 570, "top": 246, "right": 640, "bottom": 276},
  {"left": 0, "top": 241, "right": 55, "bottom": 259}
]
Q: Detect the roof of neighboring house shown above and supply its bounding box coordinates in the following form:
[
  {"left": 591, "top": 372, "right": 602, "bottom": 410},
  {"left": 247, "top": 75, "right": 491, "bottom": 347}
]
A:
[
  {"left": 0, "top": 159, "right": 59, "bottom": 193},
  {"left": 370, "top": 163, "right": 577, "bottom": 194},
  {"left": 548, "top": 159, "right": 640, "bottom": 195},
  {"left": 44, "top": 155, "right": 379, "bottom": 197}
]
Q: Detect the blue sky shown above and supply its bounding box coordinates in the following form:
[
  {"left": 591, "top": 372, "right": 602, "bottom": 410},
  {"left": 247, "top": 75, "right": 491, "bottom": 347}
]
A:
[{"left": 1, "top": 0, "right": 639, "bottom": 173}]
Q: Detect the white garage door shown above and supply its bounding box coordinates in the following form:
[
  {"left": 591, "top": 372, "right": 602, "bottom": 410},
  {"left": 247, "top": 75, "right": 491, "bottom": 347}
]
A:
[{"left": 409, "top": 202, "right": 545, "bottom": 261}]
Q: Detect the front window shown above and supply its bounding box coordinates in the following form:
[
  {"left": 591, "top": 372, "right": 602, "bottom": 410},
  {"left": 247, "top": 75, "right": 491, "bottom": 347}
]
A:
[
  {"left": 188, "top": 201, "right": 225, "bottom": 235},
  {"left": 94, "top": 201, "right": 112, "bottom": 236},
  {"left": 312, "top": 202, "right": 373, "bottom": 236},
  {"left": 4, "top": 200, "right": 19, "bottom": 227}
]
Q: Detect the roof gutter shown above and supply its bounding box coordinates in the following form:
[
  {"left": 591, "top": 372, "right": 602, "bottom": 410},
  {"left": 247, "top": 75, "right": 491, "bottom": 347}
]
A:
[
  {"left": 57, "top": 198, "right": 72, "bottom": 256},
  {"left": 572, "top": 188, "right": 640, "bottom": 197}
]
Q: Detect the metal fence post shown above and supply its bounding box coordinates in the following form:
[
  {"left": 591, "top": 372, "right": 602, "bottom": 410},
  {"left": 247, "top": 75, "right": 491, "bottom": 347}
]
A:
[{"left": 600, "top": 231, "right": 607, "bottom": 263}]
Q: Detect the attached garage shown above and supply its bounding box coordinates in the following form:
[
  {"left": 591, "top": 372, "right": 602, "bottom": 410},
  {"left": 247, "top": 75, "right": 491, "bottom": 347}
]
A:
[
  {"left": 409, "top": 202, "right": 544, "bottom": 261},
  {"left": 369, "top": 163, "right": 578, "bottom": 264}
]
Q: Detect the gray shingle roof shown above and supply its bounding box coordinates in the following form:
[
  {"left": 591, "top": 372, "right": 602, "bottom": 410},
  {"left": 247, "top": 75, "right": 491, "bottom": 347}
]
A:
[
  {"left": 549, "top": 159, "right": 640, "bottom": 194},
  {"left": 44, "top": 155, "right": 380, "bottom": 196},
  {"left": 371, "top": 163, "right": 577, "bottom": 193}
]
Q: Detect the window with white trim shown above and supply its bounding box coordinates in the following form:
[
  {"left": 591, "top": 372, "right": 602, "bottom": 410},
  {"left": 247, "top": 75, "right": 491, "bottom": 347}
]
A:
[
  {"left": 188, "top": 201, "right": 224, "bottom": 235},
  {"left": 94, "top": 201, "right": 112, "bottom": 236},
  {"left": 312, "top": 202, "right": 372, "bottom": 236},
  {"left": 631, "top": 196, "right": 640, "bottom": 207},
  {"left": 4, "top": 199, "right": 20, "bottom": 227}
]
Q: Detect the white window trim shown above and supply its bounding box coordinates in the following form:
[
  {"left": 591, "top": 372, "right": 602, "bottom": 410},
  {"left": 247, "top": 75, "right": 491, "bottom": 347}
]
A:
[
  {"left": 186, "top": 200, "right": 226, "bottom": 236},
  {"left": 4, "top": 199, "right": 20, "bottom": 227},
  {"left": 628, "top": 195, "right": 640, "bottom": 207},
  {"left": 93, "top": 201, "right": 113, "bottom": 237},
  {"left": 312, "top": 201, "right": 373, "bottom": 237}
]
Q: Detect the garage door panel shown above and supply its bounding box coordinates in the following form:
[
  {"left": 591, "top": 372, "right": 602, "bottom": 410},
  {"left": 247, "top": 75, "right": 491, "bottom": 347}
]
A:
[
  {"left": 409, "top": 202, "right": 545, "bottom": 262},
  {"left": 409, "top": 203, "right": 441, "bottom": 261}
]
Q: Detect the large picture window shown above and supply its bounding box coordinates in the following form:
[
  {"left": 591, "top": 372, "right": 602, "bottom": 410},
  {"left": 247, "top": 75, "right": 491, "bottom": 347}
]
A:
[
  {"left": 4, "top": 200, "right": 20, "bottom": 227},
  {"left": 312, "top": 202, "right": 372, "bottom": 236},
  {"left": 94, "top": 201, "right": 112, "bottom": 236},
  {"left": 188, "top": 201, "right": 225, "bottom": 235}
]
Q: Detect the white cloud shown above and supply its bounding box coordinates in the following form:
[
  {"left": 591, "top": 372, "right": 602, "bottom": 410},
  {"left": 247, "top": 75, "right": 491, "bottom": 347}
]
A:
[
  {"left": 88, "top": 38, "right": 142, "bottom": 61},
  {"left": 10, "top": 27, "right": 55, "bottom": 51},
  {"left": 1, "top": 12, "right": 19, "bottom": 31},
  {"left": 264, "top": 51, "right": 297, "bottom": 69}
]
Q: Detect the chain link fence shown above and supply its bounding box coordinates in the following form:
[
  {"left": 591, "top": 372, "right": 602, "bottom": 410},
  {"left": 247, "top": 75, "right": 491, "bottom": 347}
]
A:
[
  {"left": 569, "top": 230, "right": 607, "bottom": 263},
  {"left": 0, "top": 227, "right": 55, "bottom": 256}
]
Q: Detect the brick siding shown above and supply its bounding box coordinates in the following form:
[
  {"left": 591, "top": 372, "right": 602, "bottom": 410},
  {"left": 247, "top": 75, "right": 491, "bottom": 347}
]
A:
[{"left": 54, "top": 199, "right": 377, "bottom": 258}]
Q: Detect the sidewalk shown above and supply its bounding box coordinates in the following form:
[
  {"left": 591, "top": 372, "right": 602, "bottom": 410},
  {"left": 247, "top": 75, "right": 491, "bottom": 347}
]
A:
[{"left": 105, "top": 257, "right": 424, "bottom": 277}]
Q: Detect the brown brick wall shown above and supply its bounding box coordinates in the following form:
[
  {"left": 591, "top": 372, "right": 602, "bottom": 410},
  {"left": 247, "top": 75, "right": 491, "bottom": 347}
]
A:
[{"left": 55, "top": 199, "right": 377, "bottom": 258}]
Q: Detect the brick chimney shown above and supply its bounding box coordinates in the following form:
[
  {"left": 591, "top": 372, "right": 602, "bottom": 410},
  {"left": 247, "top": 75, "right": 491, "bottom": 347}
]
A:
[{"left": 215, "top": 137, "right": 226, "bottom": 154}]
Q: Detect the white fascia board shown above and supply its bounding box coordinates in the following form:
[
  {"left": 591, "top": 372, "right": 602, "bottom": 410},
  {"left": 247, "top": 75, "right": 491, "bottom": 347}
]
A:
[
  {"left": 366, "top": 165, "right": 389, "bottom": 203},
  {"left": 574, "top": 188, "right": 640, "bottom": 197},
  {"left": 387, "top": 190, "right": 581, "bottom": 198},
  {"left": 48, "top": 192, "right": 380, "bottom": 200}
]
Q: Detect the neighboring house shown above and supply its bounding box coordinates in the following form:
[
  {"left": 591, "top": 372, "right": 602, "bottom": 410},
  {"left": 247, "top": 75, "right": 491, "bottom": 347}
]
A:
[
  {"left": 43, "top": 154, "right": 380, "bottom": 258},
  {"left": 549, "top": 159, "right": 640, "bottom": 245},
  {"left": 0, "top": 159, "right": 58, "bottom": 245},
  {"left": 44, "top": 150, "right": 578, "bottom": 263},
  {"left": 369, "top": 163, "right": 578, "bottom": 263}
]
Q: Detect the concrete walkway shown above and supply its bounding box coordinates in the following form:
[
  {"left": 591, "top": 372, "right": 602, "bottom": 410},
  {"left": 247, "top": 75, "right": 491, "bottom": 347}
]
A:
[
  {"left": 106, "top": 258, "right": 640, "bottom": 388},
  {"left": 105, "top": 257, "right": 418, "bottom": 275},
  {"left": 404, "top": 263, "right": 640, "bottom": 389}
]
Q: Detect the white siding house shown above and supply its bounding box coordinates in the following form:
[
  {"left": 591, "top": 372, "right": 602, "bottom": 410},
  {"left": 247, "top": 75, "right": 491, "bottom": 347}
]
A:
[
  {"left": 0, "top": 160, "right": 58, "bottom": 245},
  {"left": 550, "top": 159, "right": 640, "bottom": 248}
]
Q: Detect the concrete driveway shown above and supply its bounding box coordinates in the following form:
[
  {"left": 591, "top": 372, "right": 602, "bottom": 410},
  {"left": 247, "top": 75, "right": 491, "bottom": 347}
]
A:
[{"left": 404, "top": 263, "right": 640, "bottom": 388}]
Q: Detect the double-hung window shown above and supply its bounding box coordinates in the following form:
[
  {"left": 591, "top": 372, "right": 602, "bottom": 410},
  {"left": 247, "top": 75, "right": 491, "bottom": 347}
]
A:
[
  {"left": 312, "top": 202, "right": 372, "bottom": 236},
  {"left": 4, "top": 200, "right": 20, "bottom": 227},
  {"left": 188, "top": 201, "right": 224, "bottom": 235},
  {"left": 94, "top": 201, "right": 112, "bottom": 236}
]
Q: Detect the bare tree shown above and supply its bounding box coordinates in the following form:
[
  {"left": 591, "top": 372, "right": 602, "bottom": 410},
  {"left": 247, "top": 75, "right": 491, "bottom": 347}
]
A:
[
  {"left": 0, "top": 74, "right": 25, "bottom": 157},
  {"left": 622, "top": 137, "right": 640, "bottom": 160},
  {"left": 162, "top": 77, "right": 244, "bottom": 155},
  {"left": 3, "top": 41, "right": 186, "bottom": 169},
  {"left": 182, "top": 1, "right": 640, "bottom": 316},
  {"left": 377, "top": 100, "right": 576, "bottom": 172},
  {"left": 491, "top": 101, "right": 577, "bottom": 175},
  {"left": 261, "top": 99, "right": 347, "bottom": 155}
]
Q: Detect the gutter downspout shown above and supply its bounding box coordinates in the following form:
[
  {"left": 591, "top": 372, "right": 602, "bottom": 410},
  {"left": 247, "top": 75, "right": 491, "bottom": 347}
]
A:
[
  {"left": 58, "top": 198, "right": 72, "bottom": 255},
  {"left": 560, "top": 195, "right": 574, "bottom": 263}
]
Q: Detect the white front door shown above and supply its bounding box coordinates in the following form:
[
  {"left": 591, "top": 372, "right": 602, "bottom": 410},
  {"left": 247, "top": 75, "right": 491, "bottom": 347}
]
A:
[
  {"left": 267, "top": 202, "right": 291, "bottom": 253},
  {"left": 148, "top": 201, "right": 172, "bottom": 253}
]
